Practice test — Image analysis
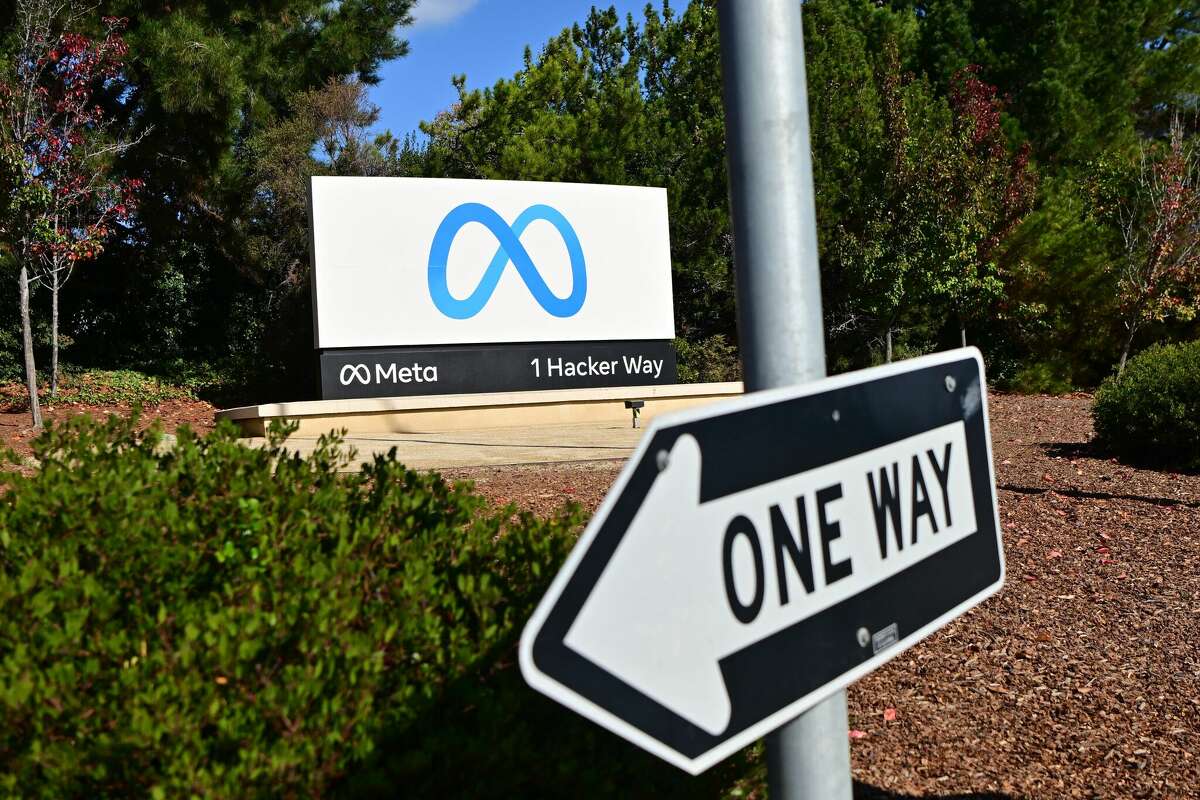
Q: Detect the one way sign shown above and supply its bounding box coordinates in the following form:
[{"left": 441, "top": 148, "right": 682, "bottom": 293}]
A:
[{"left": 520, "top": 348, "right": 1004, "bottom": 774}]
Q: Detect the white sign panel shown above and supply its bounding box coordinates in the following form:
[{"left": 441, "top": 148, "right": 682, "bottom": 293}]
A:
[{"left": 308, "top": 177, "right": 676, "bottom": 348}]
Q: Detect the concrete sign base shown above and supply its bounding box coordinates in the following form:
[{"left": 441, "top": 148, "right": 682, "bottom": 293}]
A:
[{"left": 216, "top": 382, "right": 743, "bottom": 438}]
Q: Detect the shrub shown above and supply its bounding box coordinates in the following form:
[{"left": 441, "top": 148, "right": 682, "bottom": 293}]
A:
[
  {"left": 0, "top": 416, "right": 585, "bottom": 797},
  {"left": 1092, "top": 340, "right": 1200, "bottom": 470},
  {"left": 674, "top": 334, "right": 742, "bottom": 384},
  {"left": 1003, "top": 361, "right": 1076, "bottom": 395}
]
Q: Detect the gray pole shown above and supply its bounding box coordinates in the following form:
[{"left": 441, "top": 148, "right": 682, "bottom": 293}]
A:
[{"left": 715, "top": 1, "right": 853, "bottom": 799}]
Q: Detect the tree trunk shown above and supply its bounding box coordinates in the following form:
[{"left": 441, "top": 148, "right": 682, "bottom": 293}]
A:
[
  {"left": 885, "top": 328, "right": 893, "bottom": 363},
  {"left": 50, "top": 266, "right": 59, "bottom": 399},
  {"left": 960, "top": 323, "right": 967, "bottom": 349},
  {"left": 1118, "top": 326, "right": 1137, "bottom": 376},
  {"left": 19, "top": 265, "right": 42, "bottom": 429}
]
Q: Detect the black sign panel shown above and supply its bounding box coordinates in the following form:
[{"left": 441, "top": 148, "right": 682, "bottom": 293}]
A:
[
  {"left": 519, "top": 349, "right": 1003, "bottom": 774},
  {"left": 319, "top": 340, "right": 677, "bottom": 399}
]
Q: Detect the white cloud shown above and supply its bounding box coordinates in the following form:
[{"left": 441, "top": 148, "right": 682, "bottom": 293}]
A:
[{"left": 410, "top": 0, "right": 481, "bottom": 31}]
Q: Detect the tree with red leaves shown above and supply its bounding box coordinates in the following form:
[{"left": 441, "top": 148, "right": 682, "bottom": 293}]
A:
[
  {"left": 929, "top": 65, "right": 1038, "bottom": 348},
  {"left": 1109, "top": 116, "right": 1200, "bottom": 374},
  {"left": 0, "top": 1, "right": 145, "bottom": 425}
]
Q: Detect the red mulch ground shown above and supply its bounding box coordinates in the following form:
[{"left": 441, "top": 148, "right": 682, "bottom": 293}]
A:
[
  {"left": 446, "top": 392, "right": 1200, "bottom": 800},
  {"left": 0, "top": 399, "right": 217, "bottom": 465}
]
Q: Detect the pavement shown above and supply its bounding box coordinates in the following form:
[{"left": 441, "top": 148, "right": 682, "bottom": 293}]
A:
[{"left": 243, "top": 421, "right": 646, "bottom": 471}]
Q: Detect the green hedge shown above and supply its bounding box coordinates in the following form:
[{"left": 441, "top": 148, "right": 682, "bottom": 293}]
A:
[
  {"left": 1093, "top": 340, "right": 1200, "bottom": 470},
  {"left": 0, "top": 416, "right": 586, "bottom": 797},
  {"left": 0, "top": 417, "right": 759, "bottom": 798}
]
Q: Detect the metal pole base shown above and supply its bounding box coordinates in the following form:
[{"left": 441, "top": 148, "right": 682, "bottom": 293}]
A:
[{"left": 766, "top": 690, "right": 853, "bottom": 800}]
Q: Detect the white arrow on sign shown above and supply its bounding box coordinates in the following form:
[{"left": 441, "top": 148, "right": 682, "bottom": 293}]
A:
[{"left": 561, "top": 420, "right": 977, "bottom": 736}]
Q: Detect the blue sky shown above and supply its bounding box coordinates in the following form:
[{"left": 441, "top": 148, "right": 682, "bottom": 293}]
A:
[{"left": 369, "top": 0, "right": 650, "bottom": 138}]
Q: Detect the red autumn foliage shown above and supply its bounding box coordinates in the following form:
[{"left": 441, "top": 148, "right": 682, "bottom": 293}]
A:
[
  {"left": 19, "top": 17, "right": 144, "bottom": 269},
  {"left": 950, "top": 65, "right": 1004, "bottom": 152}
]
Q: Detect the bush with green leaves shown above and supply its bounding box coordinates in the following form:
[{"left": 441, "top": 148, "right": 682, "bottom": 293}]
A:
[
  {"left": 674, "top": 335, "right": 742, "bottom": 384},
  {"left": 1092, "top": 340, "right": 1200, "bottom": 470},
  {"left": 1003, "top": 360, "right": 1076, "bottom": 395},
  {"left": 0, "top": 416, "right": 585, "bottom": 797}
]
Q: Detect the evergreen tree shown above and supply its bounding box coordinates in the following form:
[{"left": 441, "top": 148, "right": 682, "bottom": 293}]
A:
[
  {"left": 894, "top": 0, "right": 1199, "bottom": 164},
  {"left": 1, "top": 0, "right": 416, "bottom": 390}
]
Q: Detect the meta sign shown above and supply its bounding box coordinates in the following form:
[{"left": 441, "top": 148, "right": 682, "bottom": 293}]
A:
[
  {"left": 521, "top": 349, "right": 1004, "bottom": 774},
  {"left": 308, "top": 177, "right": 676, "bottom": 398}
]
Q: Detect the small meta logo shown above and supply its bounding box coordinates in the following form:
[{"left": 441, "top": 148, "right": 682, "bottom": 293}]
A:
[
  {"left": 339, "top": 364, "right": 372, "bottom": 385},
  {"left": 427, "top": 203, "right": 587, "bottom": 319},
  {"left": 340, "top": 362, "right": 438, "bottom": 386}
]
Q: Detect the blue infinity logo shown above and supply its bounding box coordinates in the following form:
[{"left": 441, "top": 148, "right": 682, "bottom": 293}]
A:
[{"left": 427, "top": 203, "right": 587, "bottom": 319}]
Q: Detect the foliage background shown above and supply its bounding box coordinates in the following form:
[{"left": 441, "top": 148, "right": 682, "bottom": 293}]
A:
[{"left": 0, "top": 0, "right": 1197, "bottom": 399}]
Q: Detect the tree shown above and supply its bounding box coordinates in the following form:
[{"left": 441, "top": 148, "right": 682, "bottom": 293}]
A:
[
  {"left": 1, "top": 0, "right": 417, "bottom": 392},
  {"left": 895, "top": 0, "right": 1200, "bottom": 165},
  {"left": 804, "top": 3, "right": 1035, "bottom": 363},
  {"left": 236, "top": 77, "right": 414, "bottom": 382},
  {"left": 1, "top": 3, "right": 145, "bottom": 424},
  {"left": 635, "top": 1, "right": 734, "bottom": 352},
  {"left": 1, "top": 0, "right": 70, "bottom": 427},
  {"left": 246, "top": 78, "right": 394, "bottom": 293},
  {"left": 885, "top": 0, "right": 1197, "bottom": 383},
  {"left": 27, "top": 15, "right": 144, "bottom": 397},
  {"left": 812, "top": 24, "right": 940, "bottom": 362},
  {"left": 1103, "top": 116, "right": 1200, "bottom": 373},
  {"left": 926, "top": 66, "right": 1037, "bottom": 347}
]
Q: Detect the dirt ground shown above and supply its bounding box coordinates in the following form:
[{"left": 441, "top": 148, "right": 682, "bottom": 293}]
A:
[
  {"left": 0, "top": 399, "right": 216, "bottom": 464},
  {"left": 2, "top": 391, "right": 1195, "bottom": 798},
  {"left": 446, "top": 393, "right": 1200, "bottom": 800}
]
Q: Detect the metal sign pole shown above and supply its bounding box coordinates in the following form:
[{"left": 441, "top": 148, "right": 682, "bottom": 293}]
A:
[{"left": 715, "top": 1, "right": 853, "bottom": 798}]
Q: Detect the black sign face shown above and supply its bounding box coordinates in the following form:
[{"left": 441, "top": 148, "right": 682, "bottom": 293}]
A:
[
  {"left": 318, "top": 340, "right": 677, "bottom": 399},
  {"left": 519, "top": 349, "right": 1003, "bottom": 775}
]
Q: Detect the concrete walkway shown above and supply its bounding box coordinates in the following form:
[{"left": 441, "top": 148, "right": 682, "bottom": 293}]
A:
[{"left": 243, "top": 421, "right": 646, "bottom": 471}]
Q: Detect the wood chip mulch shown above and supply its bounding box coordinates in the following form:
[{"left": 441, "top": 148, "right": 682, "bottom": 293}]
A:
[
  {"left": 0, "top": 399, "right": 217, "bottom": 467},
  {"left": 446, "top": 392, "right": 1200, "bottom": 800}
]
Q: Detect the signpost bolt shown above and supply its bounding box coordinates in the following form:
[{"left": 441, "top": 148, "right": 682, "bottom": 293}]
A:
[
  {"left": 856, "top": 627, "right": 870, "bottom": 648},
  {"left": 656, "top": 450, "right": 670, "bottom": 472},
  {"left": 832, "top": 409, "right": 841, "bottom": 422},
  {"left": 944, "top": 375, "right": 957, "bottom": 393}
]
